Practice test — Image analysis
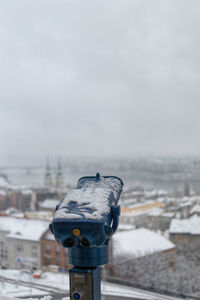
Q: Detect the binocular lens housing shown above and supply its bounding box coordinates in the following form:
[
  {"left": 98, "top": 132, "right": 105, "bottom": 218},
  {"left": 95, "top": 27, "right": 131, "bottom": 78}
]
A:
[
  {"left": 63, "top": 237, "right": 91, "bottom": 248},
  {"left": 62, "top": 236, "right": 90, "bottom": 248},
  {"left": 63, "top": 237, "right": 75, "bottom": 247},
  {"left": 80, "top": 237, "right": 90, "bottom": 247}
]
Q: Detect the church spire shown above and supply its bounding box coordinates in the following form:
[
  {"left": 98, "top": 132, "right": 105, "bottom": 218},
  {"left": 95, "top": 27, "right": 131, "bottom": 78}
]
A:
[
  {"left": 44, "top": 156, "right": 53, "bottom": 187},
  {"left": 56, "top": 157, "right": 64, "bottom": 188}
]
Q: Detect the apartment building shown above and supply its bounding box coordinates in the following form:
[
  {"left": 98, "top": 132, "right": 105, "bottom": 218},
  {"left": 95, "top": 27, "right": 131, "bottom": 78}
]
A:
[{"left": 0, "top": 216, "right": 49, "bottom": 269}]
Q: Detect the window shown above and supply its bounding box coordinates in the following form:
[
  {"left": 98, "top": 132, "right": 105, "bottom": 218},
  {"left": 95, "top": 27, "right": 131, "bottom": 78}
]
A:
[
  {"left": 56, "top": 257, "right": 60, "bottom": 265},
  {"left": 15, "top": 243, "right": 24, "bottom": 253},
  {"left": 45, "top": 243, "right": 50, "bottom": 252},
  {"left": 0, "top": 241, "right": 8, "bottom": 260},
  {"left": 32, "top": 245, "right": 38, "bottom": 257},
  {"left": 45, "top": 256, "right": 51, "bottom": 265},
  {"left": 55, "top": 245, "right": 60, "bottom": 254},
  {"left": 170, "top": 233, "right": 176, "bottom": 239}
]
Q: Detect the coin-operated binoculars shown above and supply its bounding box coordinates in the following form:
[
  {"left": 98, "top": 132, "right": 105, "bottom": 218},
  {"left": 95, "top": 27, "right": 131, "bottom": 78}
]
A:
[{"left": 50, "top": 173, "right": 123, "bottom": 300}]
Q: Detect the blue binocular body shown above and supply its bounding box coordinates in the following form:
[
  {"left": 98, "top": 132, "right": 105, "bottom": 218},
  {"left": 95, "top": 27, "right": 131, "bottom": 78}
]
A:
[{"left": 50, "top": 173, "right": 123, "bottom": 267}]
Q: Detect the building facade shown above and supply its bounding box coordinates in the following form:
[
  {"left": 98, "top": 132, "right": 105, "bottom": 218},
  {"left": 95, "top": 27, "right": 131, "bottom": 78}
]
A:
[
  {"left": 0, "top": 216, "right": 49, "bottom": 270},
  {"left": 169, "top": 214, "right": 200, "bottom": 245}
]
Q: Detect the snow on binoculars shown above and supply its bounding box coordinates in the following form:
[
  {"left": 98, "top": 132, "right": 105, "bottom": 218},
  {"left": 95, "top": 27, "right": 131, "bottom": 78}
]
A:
[{"left": 50, "top": 173, "right": 123, "bottom": 266}]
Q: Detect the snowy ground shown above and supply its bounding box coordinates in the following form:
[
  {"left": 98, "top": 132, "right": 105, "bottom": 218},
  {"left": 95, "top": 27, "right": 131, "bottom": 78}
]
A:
[
  {"left": 0, "top": 269, "right": 68, "bottom": 293},
  {"left": 0, "top": 281, "right": 48, "bottom": 298},
  {"left": 0, "top": 269, "right": 186, "bottom": 300}
]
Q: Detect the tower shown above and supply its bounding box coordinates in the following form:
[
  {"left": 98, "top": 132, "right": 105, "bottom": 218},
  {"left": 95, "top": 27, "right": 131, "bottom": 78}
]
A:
[
  {"left": 184, "top": 181, "right": 190, "bottom": 197},
  {"left": 44, "top": 157, "right": 53, "bottom": 187},
  {"left": 55, "top": 158, "right": 64, "bottom": 188}
]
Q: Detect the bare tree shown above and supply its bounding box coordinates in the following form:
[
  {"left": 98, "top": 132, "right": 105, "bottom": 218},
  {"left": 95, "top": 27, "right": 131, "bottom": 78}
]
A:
[{"left": 106, "top": 246, "right": 200, "bottom": 298}]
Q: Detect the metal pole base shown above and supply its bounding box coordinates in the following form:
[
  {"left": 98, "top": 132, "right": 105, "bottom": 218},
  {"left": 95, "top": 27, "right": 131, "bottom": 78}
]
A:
[{"left": 69, "top": 266, "right": 101, "bottom": 300}]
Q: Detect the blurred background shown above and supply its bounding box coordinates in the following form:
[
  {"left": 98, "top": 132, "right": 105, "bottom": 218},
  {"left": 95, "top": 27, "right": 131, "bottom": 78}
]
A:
[
  {"left": 1, "top": 0, "right": 200, "bottom": 191},
  {"left": 1, "top": 1, "right": 200, "bottom": 299}
]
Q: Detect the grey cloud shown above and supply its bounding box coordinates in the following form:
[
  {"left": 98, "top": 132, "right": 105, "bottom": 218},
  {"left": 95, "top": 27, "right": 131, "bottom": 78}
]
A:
[{"left": 1, "top": 0, "right": 200, "bottom": 164}]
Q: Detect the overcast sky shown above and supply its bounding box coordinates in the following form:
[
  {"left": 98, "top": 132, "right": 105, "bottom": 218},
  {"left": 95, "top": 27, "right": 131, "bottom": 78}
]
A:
[{"left": 1, "top": 0, "right": 200, "bottom": 165}]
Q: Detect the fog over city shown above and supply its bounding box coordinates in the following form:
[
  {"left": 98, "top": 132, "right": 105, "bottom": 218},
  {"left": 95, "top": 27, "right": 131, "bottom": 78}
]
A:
[
  {"left": 2, "top": 2, "right": 200, "bottom": 299},
  {"left": 1, "top": 0, "right": 200, "bottom": 166}
]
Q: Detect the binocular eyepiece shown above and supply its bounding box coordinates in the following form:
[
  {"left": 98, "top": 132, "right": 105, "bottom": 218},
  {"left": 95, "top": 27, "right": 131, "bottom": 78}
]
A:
[{"left": 63, "top": 236, "right": 90, "bottom": 248}]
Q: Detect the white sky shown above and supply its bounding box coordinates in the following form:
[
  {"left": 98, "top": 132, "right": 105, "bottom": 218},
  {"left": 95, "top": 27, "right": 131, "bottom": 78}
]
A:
[{"left": 1, "top": 0, "right": 200, "bottom": 164}]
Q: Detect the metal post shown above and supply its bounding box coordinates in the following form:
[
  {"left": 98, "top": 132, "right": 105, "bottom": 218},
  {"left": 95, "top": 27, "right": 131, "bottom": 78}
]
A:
[{"left": 69, "top": 266, "right": 101, "bottom": 300}]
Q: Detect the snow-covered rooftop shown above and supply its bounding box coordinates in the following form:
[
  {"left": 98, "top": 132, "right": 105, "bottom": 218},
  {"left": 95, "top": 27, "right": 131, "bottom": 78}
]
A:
[
  {"left": 162, "top": 212, "right": 175, "bottom": 218},
  {"left": 0, "top": 176, "right": 9, "bottom": 188},
  {"left": 190, "top": 204, "right": 200, "bottom": 214},
  {"left": 179, "top": 201, "right": 193, "bottom": 208},
  {"left": 112, "top": 228, "right": 175, "bottom": 258},
  {"left": 121, "top": 202, "right": 164, "bottom": 217},
  {"left": 170, "top": 214, "right": 200, "bottom": 235},
  {"left": 118, "top": 223, "right": 135, "bottom": 231},
  {"left": 4, "top": 207, "right": 24, "bottom": 218},
  {"left": 0, "top": 190, "right": 6, "bottom": 196},
  {"left": 25, "top": 210, "right": 52, "bottom": 220},
  {"left": 148, "top": 209, "right": 174, "bottom": 218},
  {"left": 0, "top": 216, "right": 49, "bottom": 241},
  {"left": 39, "top": 199, "right": 60, "bottom": 209},
  {"left": 44, "top": 230, "right": 55, "bottom": 241},
  {"left": 157, "top": 189, "right": 168, "bottom": 196},
  {"left": 21, "top": 189, "right": 33, "bottom": 195},
  {"left": 147, "top": 208, "right": 164, "bottom": 217}
]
